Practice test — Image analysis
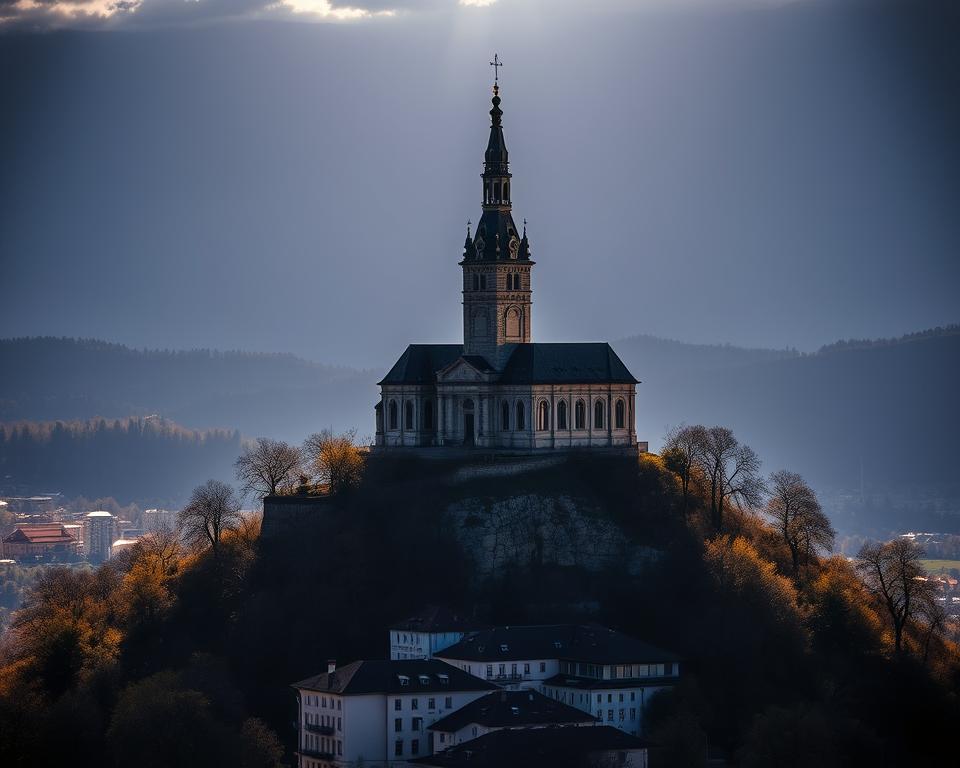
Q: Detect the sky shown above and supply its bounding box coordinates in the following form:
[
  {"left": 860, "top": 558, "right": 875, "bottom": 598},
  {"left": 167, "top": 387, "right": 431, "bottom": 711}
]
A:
[{"left": 1, "top": 0, "right": 958, "bottom": 368}]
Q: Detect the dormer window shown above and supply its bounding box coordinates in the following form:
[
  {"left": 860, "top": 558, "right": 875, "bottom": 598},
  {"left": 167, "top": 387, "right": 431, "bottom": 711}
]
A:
[
  {"left": 419, "top": 675, "right": 430, "bottom": 686},
  {"left": 398, "top": 675, "right": 410, "bottom": 687},
  {"left": 438, "top": 674, "right": 449, "bottom": 686},
  {"left": 499, "top": 644, "right": 509, "bottom": 652}
]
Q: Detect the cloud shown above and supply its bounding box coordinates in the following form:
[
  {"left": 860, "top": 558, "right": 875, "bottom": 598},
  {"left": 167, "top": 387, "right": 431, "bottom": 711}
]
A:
[{"left": 0, "top": 0, "right": 488, "bottom": 30}]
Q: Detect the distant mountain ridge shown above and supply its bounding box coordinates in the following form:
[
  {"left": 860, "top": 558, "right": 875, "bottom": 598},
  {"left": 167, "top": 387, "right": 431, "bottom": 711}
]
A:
[{"left": 2, "top": 328, "right": 958, "bottom": 530}]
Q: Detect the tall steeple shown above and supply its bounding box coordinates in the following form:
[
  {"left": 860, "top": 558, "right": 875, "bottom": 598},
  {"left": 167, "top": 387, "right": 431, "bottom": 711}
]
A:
[{"left": 462, "top": 63, "right": 534, "bottom": 369}]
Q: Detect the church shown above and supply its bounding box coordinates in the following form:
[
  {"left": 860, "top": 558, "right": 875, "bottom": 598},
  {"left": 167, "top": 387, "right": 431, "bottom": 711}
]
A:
[{"left": 375, "top": 74, "right": 638, "bottom": 452}]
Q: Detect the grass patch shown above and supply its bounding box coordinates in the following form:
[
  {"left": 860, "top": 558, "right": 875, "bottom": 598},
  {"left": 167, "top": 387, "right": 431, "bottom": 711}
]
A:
[{"left": 920, "top": 559, "right": 960, "bottom": 574}]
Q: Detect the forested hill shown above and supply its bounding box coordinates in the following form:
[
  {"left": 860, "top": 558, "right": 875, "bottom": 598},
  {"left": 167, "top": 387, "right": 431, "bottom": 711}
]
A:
[
  {"left": 622, "top": 325, "right": 960, "bottom": 496},
  {"left": 0, "top": 338, "right": 376, "bottom": 440},
  {"left": 2, "top": 329, "right": 958, "bottom": 525}
]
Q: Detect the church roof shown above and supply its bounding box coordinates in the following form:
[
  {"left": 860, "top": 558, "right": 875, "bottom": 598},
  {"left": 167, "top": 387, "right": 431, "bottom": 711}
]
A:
[
  {"left": 380, "top": 343, "right": 637, "bottom": 386},
  {"left": 499, "top": 343, "right": 638, "bottom": 385},
  {"left": 379, "top": 344, "right": 464, "bottom": 385}
]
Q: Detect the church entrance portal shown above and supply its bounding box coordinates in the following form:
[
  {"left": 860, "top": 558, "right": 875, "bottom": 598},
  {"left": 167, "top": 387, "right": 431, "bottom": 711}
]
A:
[{"left": 463, "top": 399, "right": 475, "bottom": 447}]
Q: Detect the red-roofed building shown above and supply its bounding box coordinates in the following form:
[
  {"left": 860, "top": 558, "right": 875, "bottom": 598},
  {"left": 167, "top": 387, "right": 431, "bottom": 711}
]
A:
[{"left": 2, "top": 523, "right": 81, "bottom": 561}]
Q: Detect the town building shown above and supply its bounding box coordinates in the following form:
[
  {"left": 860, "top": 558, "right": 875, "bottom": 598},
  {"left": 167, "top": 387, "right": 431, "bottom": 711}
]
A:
[
  {"left": 143, "top": 508, "right": 177, "bottom": 533},
  {"left": 375, "top": 80, "right": 639, "bottom": 452},
  {"left": 390, "top": 606, "right": 486, "bottom": 660},
  {"left": 110, "top": 538, "right": 140, "bottom": 558},
  {"left": 84, "top": 510, "right": 116, "bottom": 564},
  {"left": 292, "top": 659, "right": 497, "bottom": 768},
  {"left": 435, "top": 624, "right": 679, "bottom": 736},
  {"left": 411, "top": 725, "right": 650, "bottom": 768},
  {"left": 427, "top": 689, "right": 596, "bottom": 751},
  {"left": 1, "top": 523, "right": 81, "bottom": 562}
]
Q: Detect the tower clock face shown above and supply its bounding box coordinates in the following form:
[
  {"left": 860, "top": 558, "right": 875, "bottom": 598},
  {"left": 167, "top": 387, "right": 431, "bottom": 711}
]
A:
[
  {"left": 474, "top": 238, "right": 485, "bottom": 258},
  {"left": 508, "top": 236, "right": 520, "bottom": 259}
]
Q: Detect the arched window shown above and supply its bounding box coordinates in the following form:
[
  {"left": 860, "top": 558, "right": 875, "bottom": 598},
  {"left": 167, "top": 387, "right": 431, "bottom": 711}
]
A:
[
  {"left": 575, "top": 399, "right": 586, "bottom": 430},
  {"left": 494, "top": 181, "right": 501, "bottom": 202},
  {"left": 424, "top": 400, "right": 434, "bottom": 431},
  {"left": 389, "top": 400, "right": 398, "bottom": 430},
  {"left": 594, "top": 399, "right": 605, "bottom": 430},
  {"left": 557, "top": 400, "right": 568, "bottom": 430},
  {"left": 515, "top": 274, "right": 522, "bottom": 290},
  {"left": 501, "top": 401, "right": 510, "bottom": 431},
  {"left": 537, "top": 400, "right": 550, "bottom": 431},
  {"left": 472, "top": 274, "right": 480, "bottom": 291},
  {"left": 504, "top": 181, "right": 510, "bottom": 201},
  {"left": 480, "top": 274, "right": 487, "bottom": 290},
  {"left": 615, "top": 399, "right": 625, "bottom": 429},
  {"left": 516, "top": 400, "right": 526, "bottom": 431},
  {"left": 506, "top": 308, "right": 521, "bottom": 339},
  {"left": 405, "top": 400, "right": 414, "bottom": 430}
]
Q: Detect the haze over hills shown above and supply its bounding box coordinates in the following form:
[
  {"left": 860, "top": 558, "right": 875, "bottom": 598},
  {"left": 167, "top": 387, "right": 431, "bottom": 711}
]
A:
[{"left": 2, "top": 327, "right": 958, "bottom": 533}]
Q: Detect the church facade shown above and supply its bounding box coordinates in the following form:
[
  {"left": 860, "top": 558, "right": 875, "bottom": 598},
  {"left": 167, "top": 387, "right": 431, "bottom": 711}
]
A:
[{"left": 375, "top": 82, "right": 638, "bottom": 451}]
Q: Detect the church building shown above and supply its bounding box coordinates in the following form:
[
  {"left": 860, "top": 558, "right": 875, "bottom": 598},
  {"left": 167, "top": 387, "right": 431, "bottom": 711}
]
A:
[{"left": 375, "top": 76, "right": 638, "bottom": 452}]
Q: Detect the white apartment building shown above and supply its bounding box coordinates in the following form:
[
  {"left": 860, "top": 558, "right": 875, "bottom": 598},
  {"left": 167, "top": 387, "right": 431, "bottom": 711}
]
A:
[
  {"left": 389, "top": 606, "right": 485, "bottom": 660},
  {"left": 293, "top": 659, "right": 497, "bottom": 768},
  {"left": 84, "top": 510, "right": 115, "bottom": 564},
  {"left": 435, "top": 624, "right": 680, "bottom": 736}
]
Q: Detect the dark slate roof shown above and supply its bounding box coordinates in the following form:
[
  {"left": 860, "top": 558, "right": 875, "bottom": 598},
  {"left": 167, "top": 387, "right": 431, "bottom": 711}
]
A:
[
  {"left": 435, "top": 624, "right": 680, "bottom": 666},
  {"left": 411, "top": 726, "right": 650, "bottom": 768},
  {"left": 391, "top": 605, "right": 487, "bottom": 634},
  {"left": 499, "top": 343, "right": 638, "bottom": 385},
  {"left": 542, "top": 673, "right": 679, "bottom": 691},
  {"left": 379, "top": 345, "right": 464, "bottom": 385},
  {"left": 292, "top": 660, "right": 497, "bottom": 696},
  {"left": 428, "top": 690, "right": 596, "bottom": 732},
  {"left": 379, "top": 343, "right": 637, "bottom": 385}
]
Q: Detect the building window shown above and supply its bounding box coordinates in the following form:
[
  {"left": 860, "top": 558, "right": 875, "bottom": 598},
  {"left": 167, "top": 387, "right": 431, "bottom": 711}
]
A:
[
  {"left": 480, "top": 274, "right": 487, "bottom": 290},
  {"left": 389, "top": 400, "right": 398, "bottom": 430},
  {"left": 665, "top": 662, "right": 674, "bottom": 675},
  {"left": 472, "top": 274, "right": 479, "bottom": 290},
  {"left": 539, "top": 662, "right": 546, "bottom": 673},
  {"left": 411, "top": 699, "right": 418, "bottom": 710},
  {"left": 607, "top": 710, "right": 614, "bottom": 722},
  {"left": 424, "top": 400, "right": 434, "bottom": 431},
  {"left": 395, "top": 699, "right": 402, "bottom": 711},
  {"left": 536, "top": 400, "right": 549, "bottom": 431},
  {"left": 395, "top": 740, "right": 403, "bottom": 757},
  {"left": 413, "top": 717, "right": 422, "bottom": 731},
  {"left": 619, "top": 709, "right": 625, "bottom": 721},
  {"left": 412, "top": 739, "right": 420, "bottom": 755},
  {"left": 515, "top": 273, "right": 521, "bottom": 289},
  {"left": 630, "top": 708, "right": 637, "bottom": 720},
  {"left": 428, "top": 698, "right": 435, "bottom": 710},
  {"left": 575, "top": 399, "right": 585, "bottom": 430},
  {"left": 615, "top": 399, "right": 625, "bottom": 429},
  {"left": 405, "top": 400, "right": 414, "bottom": 430},
  {"left": 594, "top": 399, "right": 605, "bottom": 429},
  {"left": 516, "top": 401, "right": 526, "bottom": 431},
  {"left": 395, "top": 718, "right": 402, "bottom": 732},
  {"left": 557, "top": 400, "right": 568, "bottom": 430},
  {"left": 486, "top": 665, "right": 493, "bottom": 678},
  {"left": 524, "top": 663, "right": 530, "bottom": 675},
  {"left": 445, "top": 696, "right": 453, "bottom": 709},
  {"left": 501, "top": 401, "right": 510, "bottom": 431}
]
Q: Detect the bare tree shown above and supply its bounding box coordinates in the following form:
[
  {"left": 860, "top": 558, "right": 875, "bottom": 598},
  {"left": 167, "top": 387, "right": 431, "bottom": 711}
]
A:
[
  {"left": 662, "top": 424, "right": 708, "bottom": 515},
  {"left": 694, "top": 426, "right": 765, "bottom": 530},
  {"left": 302, "top": 429, "right": 365, "bottom": 495},
  {"left": 764, "top": 470, "right": 835, "bottom": 582},
  {"left": 177, "top": 479, "right": 243, "bottom": 560},
  {"left": 234, "top": 437, "right": 302, "bottom": 500},
  {"left": 856, "top": 538, "right": 937, "bottom": 656}
]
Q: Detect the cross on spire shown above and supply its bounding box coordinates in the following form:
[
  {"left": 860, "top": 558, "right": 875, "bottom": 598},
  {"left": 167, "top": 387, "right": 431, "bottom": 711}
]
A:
[{"left": 489, "top": 53, "right": 503, "bottom": 87}]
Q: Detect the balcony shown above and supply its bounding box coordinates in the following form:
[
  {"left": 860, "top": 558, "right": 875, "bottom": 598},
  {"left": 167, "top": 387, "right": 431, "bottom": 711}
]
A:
[
  {"left": 303, "top": 722, "right": 335, "bottom": 735},
  {"left": 298, "top": 748, "right": 335, "bottom": 760},
  {"left": 488, "top": 673, "right": 524, "bottom": 683}
]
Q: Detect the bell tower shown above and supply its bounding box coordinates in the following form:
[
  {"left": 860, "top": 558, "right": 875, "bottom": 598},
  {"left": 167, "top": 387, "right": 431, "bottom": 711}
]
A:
[{"left": 461, "top": 60, "right": 534, "bottom": 370}]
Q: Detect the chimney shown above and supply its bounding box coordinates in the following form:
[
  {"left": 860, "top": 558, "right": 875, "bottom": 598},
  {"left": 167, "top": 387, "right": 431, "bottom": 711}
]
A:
[{"left": 327, "top": 659, "right": 337, "bottom": 674}]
